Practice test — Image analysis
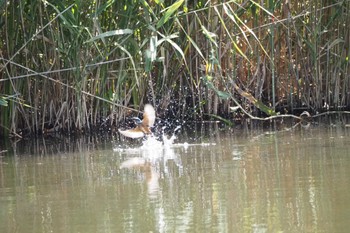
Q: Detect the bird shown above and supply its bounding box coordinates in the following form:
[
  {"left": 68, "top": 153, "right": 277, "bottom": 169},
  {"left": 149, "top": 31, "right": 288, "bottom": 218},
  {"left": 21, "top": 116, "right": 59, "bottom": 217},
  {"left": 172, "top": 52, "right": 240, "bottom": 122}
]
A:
[{"left": 118, "top": 104, "right": 156, "bottom": 138}]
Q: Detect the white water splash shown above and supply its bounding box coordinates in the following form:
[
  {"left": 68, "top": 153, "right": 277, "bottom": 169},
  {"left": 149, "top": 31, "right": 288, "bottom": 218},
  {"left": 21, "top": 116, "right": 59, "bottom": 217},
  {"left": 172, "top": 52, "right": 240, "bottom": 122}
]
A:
[
  {"left": 115, "top": 125, "right": 184, "bottom": 158},
  {"left": 116, "top": 126, "right": 215, "bottom": 198}
]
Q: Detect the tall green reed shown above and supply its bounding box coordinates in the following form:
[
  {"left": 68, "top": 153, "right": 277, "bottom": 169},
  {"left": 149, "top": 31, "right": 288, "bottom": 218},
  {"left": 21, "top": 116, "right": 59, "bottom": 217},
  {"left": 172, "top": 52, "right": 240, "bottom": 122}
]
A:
[{"left": 0, "top": 0, "right": 349, "bottom": 137}]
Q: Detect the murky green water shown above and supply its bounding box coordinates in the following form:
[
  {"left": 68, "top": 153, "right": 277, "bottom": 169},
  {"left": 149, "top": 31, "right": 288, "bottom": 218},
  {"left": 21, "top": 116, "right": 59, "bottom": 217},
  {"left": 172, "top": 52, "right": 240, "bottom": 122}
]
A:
[{"left": 1, "top": 122, "right": 350, "bottom": 232}]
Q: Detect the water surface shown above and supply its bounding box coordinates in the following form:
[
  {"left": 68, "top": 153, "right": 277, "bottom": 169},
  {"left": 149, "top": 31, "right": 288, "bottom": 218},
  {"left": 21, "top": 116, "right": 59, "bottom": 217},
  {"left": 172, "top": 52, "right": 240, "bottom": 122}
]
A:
[{"left": 1, "top": 122, "right": 350, "bottom": 232}]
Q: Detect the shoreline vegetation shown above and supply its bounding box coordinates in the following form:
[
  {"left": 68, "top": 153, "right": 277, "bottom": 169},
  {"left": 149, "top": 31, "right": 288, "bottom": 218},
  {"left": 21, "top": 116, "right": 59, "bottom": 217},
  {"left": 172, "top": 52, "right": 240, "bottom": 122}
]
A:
[{"left": 0, "top": 0, "right": 349, "bottom": 138}]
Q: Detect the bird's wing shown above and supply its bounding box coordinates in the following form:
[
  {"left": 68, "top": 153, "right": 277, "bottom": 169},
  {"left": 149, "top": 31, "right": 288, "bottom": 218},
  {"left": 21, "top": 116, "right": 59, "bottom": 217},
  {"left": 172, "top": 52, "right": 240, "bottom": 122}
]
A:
[
  {"left": 118, "top": 128, "right": 145, "bottom": 138},
  {"left": 142, "top": 104, "right": 155, "bottom": 127}
]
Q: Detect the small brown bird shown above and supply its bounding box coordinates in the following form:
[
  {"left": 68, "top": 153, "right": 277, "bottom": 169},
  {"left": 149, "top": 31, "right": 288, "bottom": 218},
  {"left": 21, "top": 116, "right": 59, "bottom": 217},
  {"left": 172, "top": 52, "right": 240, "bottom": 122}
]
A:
[{"left": 118, "top": 104, "right": 156, "bottom": 138}]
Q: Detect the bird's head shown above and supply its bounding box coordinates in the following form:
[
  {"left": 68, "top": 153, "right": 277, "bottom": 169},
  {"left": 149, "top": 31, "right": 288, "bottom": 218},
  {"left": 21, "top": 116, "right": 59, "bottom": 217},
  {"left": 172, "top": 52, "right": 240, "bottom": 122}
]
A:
[{"left": 131, "top": 117, "right": 142, "bottom": 125}]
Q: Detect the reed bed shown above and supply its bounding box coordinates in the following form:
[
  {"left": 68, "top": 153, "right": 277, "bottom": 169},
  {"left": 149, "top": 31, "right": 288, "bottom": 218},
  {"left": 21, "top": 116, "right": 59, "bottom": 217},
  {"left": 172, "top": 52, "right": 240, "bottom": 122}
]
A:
[{"left": 0, "top": 0, "right": 349, "bottom": 137}]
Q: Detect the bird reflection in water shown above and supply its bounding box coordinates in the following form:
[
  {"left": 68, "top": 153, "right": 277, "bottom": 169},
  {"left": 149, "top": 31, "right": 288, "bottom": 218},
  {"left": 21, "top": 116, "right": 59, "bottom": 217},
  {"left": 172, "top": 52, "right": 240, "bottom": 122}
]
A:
[
  {"left": 119, "top": 141, "right": 182, "bottom": 198},
  {"left": 120, "top": 157, "right": 160, "bottom": 198}
]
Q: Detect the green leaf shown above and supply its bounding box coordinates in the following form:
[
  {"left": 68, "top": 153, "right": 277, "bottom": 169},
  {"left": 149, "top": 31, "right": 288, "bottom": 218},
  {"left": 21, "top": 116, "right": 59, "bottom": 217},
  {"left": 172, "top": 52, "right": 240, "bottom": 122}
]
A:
[
  {"left": 0, "top": 98, "right": 8, "bottom": 106},
  {"left": 201, "top": 26, "right": 218, "bottom": 47},
  {"left": 216, "top": 90, "right": 231, "bottom": 100},
  {"left": 157, "top": 32, "right": 185, "bottom": 61},
  {"left": 145, "top": 49, "right": 152, "bottom": 72},
  {"left": 156, "top": 33, "right": 179, "bottom": 45},
  {"left": 94, "top": 0, "right": 115, "bottom": 16},
  {"left": 202, "top": 76, "right": 231, "bottom": 100},
  {"left": 232, "top": 82, "right": 276, "bottom": 116},
  {"left": 157, "top": 0, "right": 184, "bottom": 28},
  {"left": 165, "top": 39, "right": 185, "bottom": 59},
  {"left": 175, "top": 18, "right": 205, "bottom": 60},
  {"left": 223, "top": 3, "right": 270, "bottom": 60},
  {"left": 207, "top": 114, "right": 233, "bottom": 126},
  {"left": 254, "top": 100, "right": 277, "bottom": 116},
  {"left": 149, "top": 35, "right": 157, "bottom": 62},
  {"left": 213, "top": 6, "right": 249, "bottom": 62},
  {"left": 86, "top": 29, "right": 133, "bottom": 43},
  {"left": 328, "top": 38, "right": 344, "bottom": 50}
]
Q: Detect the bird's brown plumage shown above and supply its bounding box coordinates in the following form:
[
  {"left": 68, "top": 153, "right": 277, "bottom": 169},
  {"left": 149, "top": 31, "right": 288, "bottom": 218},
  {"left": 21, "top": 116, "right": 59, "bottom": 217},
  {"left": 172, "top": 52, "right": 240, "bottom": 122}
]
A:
[{"left": 118, "top": 104, "right": 155, "bottom": 138}]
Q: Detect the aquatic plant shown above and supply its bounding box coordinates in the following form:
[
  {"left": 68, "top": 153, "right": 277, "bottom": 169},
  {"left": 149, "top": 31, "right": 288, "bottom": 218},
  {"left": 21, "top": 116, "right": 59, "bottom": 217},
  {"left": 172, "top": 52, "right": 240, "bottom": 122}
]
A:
[{"left": 0, "top": 0, "right": 349, "bottom": 137}]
